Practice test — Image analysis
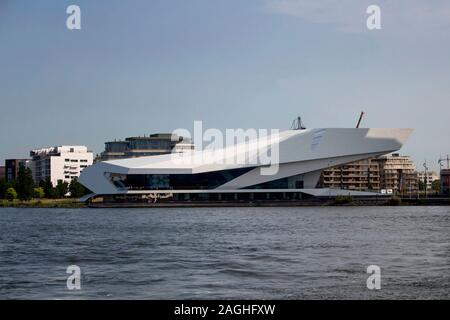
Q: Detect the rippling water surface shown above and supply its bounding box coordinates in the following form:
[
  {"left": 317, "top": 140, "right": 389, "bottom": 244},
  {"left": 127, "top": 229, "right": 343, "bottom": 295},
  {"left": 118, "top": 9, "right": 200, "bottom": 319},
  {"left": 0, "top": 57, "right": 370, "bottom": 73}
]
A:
[{"left": 0, "top": 206, "right": 449, "bottom": 299}]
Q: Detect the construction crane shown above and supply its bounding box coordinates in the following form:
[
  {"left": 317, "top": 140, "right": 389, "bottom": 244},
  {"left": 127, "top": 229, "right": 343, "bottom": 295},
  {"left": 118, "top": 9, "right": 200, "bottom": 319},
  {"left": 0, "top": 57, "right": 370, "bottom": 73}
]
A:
[{"left": 356, "top": 111, "right": 365, "bottom": 128}]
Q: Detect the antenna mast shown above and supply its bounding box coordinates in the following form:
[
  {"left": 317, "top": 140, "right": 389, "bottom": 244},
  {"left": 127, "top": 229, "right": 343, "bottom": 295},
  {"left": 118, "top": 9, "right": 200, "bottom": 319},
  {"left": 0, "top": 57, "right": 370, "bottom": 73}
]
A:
[
  {"left": 291, "top": 116, "right": 306, "bottom": 130},
  {"left": 356, "top": 111, "right": 365, "bottom": 128}
]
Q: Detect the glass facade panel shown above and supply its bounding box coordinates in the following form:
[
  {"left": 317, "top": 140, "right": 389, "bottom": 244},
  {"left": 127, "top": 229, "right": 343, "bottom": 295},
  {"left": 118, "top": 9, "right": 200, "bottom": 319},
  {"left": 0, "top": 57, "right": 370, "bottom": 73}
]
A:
[
  {"left": 244, "top": 177, "right": 289, "bottom": 189},
  {"left": 111, "top": 167, "right": 255, "bottom": 190}
]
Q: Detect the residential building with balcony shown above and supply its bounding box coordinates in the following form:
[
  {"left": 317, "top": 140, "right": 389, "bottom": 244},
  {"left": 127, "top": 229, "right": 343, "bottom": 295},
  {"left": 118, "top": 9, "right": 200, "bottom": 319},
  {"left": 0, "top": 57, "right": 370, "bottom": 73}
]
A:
[
  {"left": 320, "top": 158, "right": 380, "bottom": 191},
  {"left": 320, "top": 153, "right": 418, "bottom": 195},
  {"left": 374, "top": 153, "right": 418, "bottom": 195},
  {"left": 418, "top": 171, "right": 439, "bottom": 191}
]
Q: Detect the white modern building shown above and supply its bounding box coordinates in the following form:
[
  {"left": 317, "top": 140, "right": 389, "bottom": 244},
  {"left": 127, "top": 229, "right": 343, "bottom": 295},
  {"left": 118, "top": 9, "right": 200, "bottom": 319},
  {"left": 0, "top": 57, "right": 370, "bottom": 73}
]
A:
[
  {"left": 30, "top": 146, "right": 93, "bottom": 186},
  {"left": 79, "top": 128, "right": 412, "bottom": 202}
]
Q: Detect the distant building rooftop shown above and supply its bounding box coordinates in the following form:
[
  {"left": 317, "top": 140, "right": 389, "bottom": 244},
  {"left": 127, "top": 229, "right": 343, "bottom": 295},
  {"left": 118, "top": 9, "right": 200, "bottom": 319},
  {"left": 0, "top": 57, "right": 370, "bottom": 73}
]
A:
[
  {"left": 30, "top": 146, "right": 91, "bottom": 157},
  {"left": 100, "top": 133, "right": 194, "bottom": 161}
]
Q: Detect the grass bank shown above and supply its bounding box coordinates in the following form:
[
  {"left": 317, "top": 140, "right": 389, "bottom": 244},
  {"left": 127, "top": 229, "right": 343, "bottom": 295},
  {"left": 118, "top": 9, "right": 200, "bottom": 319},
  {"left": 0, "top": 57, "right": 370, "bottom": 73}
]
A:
[{"left": 0, "top": 198, "right": 87, "bottom": 208}]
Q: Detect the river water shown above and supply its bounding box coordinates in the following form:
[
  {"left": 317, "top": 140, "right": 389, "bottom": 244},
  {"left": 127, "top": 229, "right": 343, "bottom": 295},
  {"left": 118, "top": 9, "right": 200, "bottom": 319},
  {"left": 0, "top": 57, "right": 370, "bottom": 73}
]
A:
[{"left": 0, "top": 206, "right": 449, "bottom": 299}]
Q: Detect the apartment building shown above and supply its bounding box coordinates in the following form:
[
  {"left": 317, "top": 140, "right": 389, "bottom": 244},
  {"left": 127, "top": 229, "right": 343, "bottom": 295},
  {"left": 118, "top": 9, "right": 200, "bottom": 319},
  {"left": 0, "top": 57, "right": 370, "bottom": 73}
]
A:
[
  {"left": 417, "top": 171, "right": 439, "bottom": 190},
  {"left": 321, "top": 158, "right": 381, "bottom": 191},
  {"left": 30, "top": 146, "right": 93, "bottom": 185},
  {"left": 321, "top": 153, "right": 418, "bottom": 195},
  {"left": 374, "top": 153, "right": 418, "bottom": 195}
]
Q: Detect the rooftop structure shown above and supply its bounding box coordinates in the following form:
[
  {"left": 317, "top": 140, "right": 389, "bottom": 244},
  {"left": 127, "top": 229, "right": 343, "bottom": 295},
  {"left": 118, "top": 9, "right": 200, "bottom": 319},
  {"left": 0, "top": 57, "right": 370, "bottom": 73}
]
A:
[{"left": 99, "top": 133, "right": 194, "bottom": 161}]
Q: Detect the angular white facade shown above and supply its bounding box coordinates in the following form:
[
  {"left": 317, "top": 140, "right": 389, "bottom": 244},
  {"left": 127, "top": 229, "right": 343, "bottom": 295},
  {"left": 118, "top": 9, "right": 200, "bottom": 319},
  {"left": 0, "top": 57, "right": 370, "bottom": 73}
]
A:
[{"left": 79, "top": 128, "right": 412, "bottom": 197}]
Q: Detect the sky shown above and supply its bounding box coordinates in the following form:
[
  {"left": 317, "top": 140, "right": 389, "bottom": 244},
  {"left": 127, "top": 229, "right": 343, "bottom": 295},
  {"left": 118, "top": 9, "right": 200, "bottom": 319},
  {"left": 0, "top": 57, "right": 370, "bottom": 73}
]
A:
[{"left": 1, "top": 0, "right": 449, "bottom": 171}]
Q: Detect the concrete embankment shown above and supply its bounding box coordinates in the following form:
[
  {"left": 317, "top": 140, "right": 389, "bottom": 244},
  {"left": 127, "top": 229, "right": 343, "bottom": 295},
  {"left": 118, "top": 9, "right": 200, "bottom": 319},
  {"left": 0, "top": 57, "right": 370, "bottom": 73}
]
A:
[
  {"left": 88, "top": 198, "right": 450, "bottom": 208},
  {"left": 2, "top": 197, "right": 449, "bottom": 208}
]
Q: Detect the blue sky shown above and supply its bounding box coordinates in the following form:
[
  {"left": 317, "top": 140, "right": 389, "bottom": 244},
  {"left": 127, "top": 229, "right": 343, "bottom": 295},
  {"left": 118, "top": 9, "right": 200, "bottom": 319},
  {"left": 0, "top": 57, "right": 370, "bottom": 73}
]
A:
[{"left": 1, "top": 0, "right": 449, "bottom": 171}]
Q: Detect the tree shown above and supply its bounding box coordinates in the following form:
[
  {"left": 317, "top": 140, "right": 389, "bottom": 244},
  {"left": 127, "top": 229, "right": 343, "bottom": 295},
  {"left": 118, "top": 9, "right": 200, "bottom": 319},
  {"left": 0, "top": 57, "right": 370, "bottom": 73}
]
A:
[
  {"left": 6, "top": 187, "right": 17, "bottom": 201},
  {"left": 55, "top": 180, "right": 69, "bottom": 198},
  {"left": 69, "top": 178, "right": 87, "bottom": 198},
  {"left": 40, "top": 178, "right": 56, "bottom": 198},
  {"left": 432, "top": 180, "right": 441, "bottom": 193},
  {"left": 15, "top": 165, "right": 35, "bottom": 200},
  {"left": 418, "top": 180, "right": 426, "bottom": 192},
  {"left": 34, "top": 187, "right": 45, "bottom": 199}
]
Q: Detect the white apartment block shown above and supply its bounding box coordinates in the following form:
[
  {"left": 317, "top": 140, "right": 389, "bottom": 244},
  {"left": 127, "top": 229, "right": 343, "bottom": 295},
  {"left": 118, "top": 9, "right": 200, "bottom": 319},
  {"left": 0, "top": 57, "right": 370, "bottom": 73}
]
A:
[{"left": 30, "top": 146, "right": 93, "bottom": 186}]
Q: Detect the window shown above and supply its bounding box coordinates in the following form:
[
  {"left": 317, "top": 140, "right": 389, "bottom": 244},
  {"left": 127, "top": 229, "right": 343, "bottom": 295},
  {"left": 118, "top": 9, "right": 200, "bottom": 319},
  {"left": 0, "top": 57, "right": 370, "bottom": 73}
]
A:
[
  {"left": 80, "top": 159, "right": 88, "bottom": 163},
  {"left": 112, "top": 167, "right": 255, "bottom": 190},
  {"left": 65, "top": 159, "right": 70, "bottom": 162},
  {"left": 70, "top": 159, "right": 78, "bottom": 163},
  {"left": 65, "top": 175, "right": 70, "bottom": 179}
]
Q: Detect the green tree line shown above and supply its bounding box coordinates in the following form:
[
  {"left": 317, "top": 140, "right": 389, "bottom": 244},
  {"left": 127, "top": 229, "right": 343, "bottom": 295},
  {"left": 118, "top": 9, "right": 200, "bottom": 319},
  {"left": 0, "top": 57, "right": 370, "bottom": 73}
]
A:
[{"left": 0, "top": 165, "right": 89, "bottom": 200}]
